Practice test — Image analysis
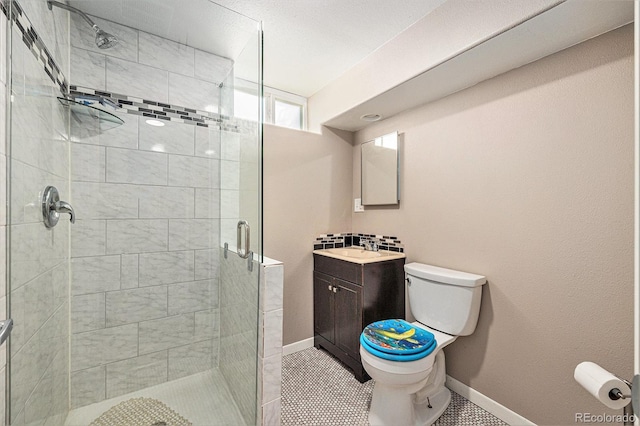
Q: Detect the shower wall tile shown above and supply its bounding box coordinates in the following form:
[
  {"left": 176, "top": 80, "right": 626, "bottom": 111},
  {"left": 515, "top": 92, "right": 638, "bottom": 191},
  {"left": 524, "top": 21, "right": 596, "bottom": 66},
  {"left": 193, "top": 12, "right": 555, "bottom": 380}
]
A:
[
  {"left": 71, "top": 293, "right": 105, "bottom": 333},
  {"left": 70, "top": 14, "right": 138, "bottom": 62},
  {"left": 260, "top": 262, "right": 284, "bottom": 312},
  {"left": 220, "top": 218, "right": 239, "bottom": 249},
  {"left": 261, "top": 398, "right": 281, "bottom": 426},
  {"left": 71, "top": 143, "right": 106, "bottom": 182},
  {"left": 194, "top": 50, "right": 233, "bottom": 84},
  {"left": 168, "top": 339, "right": 214, "bottom": 381},
  {"left": 195, "top": 125, "right": 221, "bottom": 159},
  {"left": 168, "top": 155, "right": 218, "bottom": 188},
  {"left": 137, "top": 185, "right": 195, "bottom": 219},
  {"left": 11, "top": 222, "right": 68, "bottom": 290},
  {"left": 195, "top": 188, "right": 221, "bottom": 219},
  {"left": 106, "top": 219, "right": 168, "bottom": 254},
  {"left": 72, "top": 182, "right": 138, "bottom": 220},
  {"left": 71, "top": 255, "right": 121, "bottom": 295},
  {"left": 220, "top": 160, "right": 240, "bottom": 190},
  {"left": 11, "top": 134, "right": 68, "bottom": 180},
  {"left": 106, "top": 57, "right": 169, "bottom": 103},
  {"left": 262, "top": 309, "right": 283, "bottom": 359},
  {"left": 121, "top": 254, "right": 139, "bottom": 289},
  {"left": 106, "top": 351, "right": 168, "bottom": 398},
  {"left": 195, "top": 248, "right": 220, "bottom": 281},
  {"left": 221, "top": 190, "right": 240, "bottom": 218},
  {"left": 168, "top": 73, "right": 220, "bottom": 112},
  {"left": 139, "top": 118, "right": 195, "bottom": 156},
  {"left": 71, "top": 323, "right": 138, "bottom": 371},
  {"left": 168, "top": 280, "right": 216, "bottom": 315},
  {"left": 221, "top": 131, "right": 240, "bottom": 161},
  {"left": 71, "top": 220, "right": 107, "bottom": 258},
  {"left": 139, "top": 32, "right": 195, "bottom": 77},
  {"left": 138, "top": 250, "right": 194, "bottom": 286},
  {"left": 138, "top": 314, "right": 195, "bottom": 354},
  {"left": 11, "top": 154, "right": 66, "bottom": 224},
  {"left": 168, "top": 219, "right": 216, "bottom": 251},
  {"left": 195, "top": 309, "right": 219, "bottom": 341},
  {"left": 11, "top": 264, "right": 66, "bottom": 354},
  {"left": 259, "top": 352, "right": 282, "bottom": 405},
  {"left": 70, "top": 366, "right": 106, "bottom": 409},
  {"left": 0, "top": 155, "right": 6, "bottom": 226},
  {"left": 70, "top": 47, "right": 106, "bottom": 91},
  {"left": 106, "top": 147, "right": 168, "bottom": 185},
  {"left": 106, "top": 286, "right": 168, "bottom": 327}
]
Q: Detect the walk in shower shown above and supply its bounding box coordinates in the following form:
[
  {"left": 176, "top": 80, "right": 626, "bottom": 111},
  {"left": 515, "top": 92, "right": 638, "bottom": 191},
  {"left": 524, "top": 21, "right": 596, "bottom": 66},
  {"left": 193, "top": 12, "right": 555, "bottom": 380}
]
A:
[{"left": 3, "top": 0, "right": 269, "bottom": 424}]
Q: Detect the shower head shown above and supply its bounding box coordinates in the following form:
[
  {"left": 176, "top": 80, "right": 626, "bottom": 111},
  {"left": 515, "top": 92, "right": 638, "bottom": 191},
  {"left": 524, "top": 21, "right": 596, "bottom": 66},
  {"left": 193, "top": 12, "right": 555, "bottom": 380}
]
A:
[
  {"left": 47, "top": 1, "right": 119, "bottom": 49},
  {"left": 93, "top": 25, "right": 118, "bottom": 49}
]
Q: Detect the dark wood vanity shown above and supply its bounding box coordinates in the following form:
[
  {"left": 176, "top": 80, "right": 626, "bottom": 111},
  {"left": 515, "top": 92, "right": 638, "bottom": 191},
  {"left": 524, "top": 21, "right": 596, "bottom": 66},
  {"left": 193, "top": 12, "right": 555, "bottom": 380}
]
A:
[{"left": 313, "top": 250, "right": 405, "bottom": 382}]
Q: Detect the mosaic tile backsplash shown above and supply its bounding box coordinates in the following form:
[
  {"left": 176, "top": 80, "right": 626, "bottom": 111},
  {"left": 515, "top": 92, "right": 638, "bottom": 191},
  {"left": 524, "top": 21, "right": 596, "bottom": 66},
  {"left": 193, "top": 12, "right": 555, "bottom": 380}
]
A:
[{"left": 313, "top": 233, "right": 404, "bottom": 252}]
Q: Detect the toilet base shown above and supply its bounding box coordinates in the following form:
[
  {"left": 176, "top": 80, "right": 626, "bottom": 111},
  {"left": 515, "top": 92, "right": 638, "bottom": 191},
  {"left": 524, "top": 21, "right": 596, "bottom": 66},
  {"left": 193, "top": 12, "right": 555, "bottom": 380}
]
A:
[
  {"left": 414, "top": 386, "right": 451, "bottom": 426},
  {"left": 368, "top": 384, "right": 451, "bottom": 426}
]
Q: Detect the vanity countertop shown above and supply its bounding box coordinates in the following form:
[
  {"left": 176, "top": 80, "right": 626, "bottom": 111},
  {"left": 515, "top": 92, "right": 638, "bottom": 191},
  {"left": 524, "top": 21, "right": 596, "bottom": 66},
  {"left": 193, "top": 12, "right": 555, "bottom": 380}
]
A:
[{"left": 313, "top": 246, "right": 406, "bottom": 264}]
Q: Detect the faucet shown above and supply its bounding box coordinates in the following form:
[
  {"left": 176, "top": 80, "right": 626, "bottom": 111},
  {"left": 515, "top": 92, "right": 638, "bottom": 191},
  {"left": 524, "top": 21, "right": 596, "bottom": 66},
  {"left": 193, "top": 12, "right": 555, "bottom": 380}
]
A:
[{"left": 363, "top": 240, "right": 379, "bottom": 252}]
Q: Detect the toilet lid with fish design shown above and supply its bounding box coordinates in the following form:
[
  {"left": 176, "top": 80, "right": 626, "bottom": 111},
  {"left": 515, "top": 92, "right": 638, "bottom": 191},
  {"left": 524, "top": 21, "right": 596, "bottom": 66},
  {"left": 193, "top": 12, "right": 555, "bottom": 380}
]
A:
[{"left": 360, "top": 319, "right": 437, "bottom": 361}]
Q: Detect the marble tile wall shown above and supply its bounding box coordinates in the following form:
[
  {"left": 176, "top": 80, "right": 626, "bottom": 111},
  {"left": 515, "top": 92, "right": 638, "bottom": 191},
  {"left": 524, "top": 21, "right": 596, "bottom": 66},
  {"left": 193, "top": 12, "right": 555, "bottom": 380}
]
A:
[
  {"left": 68, "top": 17, "right": 238, "bottom": 408},
  {"left": 6, "top": 1, "right": 70, "bottom": 424},
  {"left": 257, "top": 259, "right": 284, "bottom": 426}
]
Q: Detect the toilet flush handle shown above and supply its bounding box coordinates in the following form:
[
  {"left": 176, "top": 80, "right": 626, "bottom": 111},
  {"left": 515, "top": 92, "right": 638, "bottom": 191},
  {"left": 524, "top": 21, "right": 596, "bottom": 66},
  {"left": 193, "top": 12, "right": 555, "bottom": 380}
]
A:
[{"left": 406, "top": 277, "right": 411, "bottom": 286}]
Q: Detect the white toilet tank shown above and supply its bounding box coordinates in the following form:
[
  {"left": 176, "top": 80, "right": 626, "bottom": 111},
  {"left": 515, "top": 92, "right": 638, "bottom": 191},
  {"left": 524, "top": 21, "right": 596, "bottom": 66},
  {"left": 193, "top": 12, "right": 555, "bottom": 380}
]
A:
[{"left": 405, "top": 263, "right": 486, "bottom": 336}]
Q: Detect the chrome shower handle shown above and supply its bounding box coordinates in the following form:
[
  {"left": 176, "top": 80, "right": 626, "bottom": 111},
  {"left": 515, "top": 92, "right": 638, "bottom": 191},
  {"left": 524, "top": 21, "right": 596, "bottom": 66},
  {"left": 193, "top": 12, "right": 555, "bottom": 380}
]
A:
[
  {"left": 42, "top": 186, "right": 75, "bottom": 228},
  {"left": 55, "top": 200, "right": 75, "bottom": 223},
  {"left": 237, "top": 220, "right": 251, "bottom": 259}
]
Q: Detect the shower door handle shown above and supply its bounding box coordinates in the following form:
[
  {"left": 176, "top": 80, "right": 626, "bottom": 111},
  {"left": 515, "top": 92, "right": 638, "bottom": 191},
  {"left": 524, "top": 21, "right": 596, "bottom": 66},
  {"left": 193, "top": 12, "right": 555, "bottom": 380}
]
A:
[
  {"left": 237, "top": 220, "right": 251, "bottom": 259},
  {"left": 0, "top": 319, "right": 13, "bottom": 346}
]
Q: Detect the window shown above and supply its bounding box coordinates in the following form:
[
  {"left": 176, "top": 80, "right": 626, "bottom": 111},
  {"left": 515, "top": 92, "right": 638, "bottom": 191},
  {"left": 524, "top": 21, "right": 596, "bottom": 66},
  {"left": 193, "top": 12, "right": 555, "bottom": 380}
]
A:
[{"left": 233, "top": 81, "right": 307, "bottom": 130}]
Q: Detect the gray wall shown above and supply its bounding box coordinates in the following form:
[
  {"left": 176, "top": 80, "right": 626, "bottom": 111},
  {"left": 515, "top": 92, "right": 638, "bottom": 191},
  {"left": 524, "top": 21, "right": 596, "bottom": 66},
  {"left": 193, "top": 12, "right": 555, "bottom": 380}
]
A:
[{"left": 350, "top": 24, "right": 634, "bottom": 425}]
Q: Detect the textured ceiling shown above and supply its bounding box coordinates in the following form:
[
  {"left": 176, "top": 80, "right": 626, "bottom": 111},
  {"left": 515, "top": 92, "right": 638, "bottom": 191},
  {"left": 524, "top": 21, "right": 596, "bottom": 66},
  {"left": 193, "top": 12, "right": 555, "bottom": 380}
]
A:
[{"left": 67, "top": 0, "right": 446, "bottom": 97}]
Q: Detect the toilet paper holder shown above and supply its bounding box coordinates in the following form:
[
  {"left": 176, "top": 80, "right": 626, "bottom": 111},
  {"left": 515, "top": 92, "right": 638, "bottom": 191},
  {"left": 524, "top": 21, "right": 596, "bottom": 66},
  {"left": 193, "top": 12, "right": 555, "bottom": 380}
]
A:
[
  {"left": 608, "top": 376, "right": 632, "bottom": 401},
  {"left": 574, "top": 362, "right": 638, "bottom": 426}
]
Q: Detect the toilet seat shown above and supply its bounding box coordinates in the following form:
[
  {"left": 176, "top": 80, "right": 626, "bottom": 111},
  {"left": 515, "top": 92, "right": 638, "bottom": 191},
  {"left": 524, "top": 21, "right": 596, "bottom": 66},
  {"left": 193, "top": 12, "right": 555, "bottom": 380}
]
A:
[{"left": 360, "top": 319, "right": 437, "bottom": 362}]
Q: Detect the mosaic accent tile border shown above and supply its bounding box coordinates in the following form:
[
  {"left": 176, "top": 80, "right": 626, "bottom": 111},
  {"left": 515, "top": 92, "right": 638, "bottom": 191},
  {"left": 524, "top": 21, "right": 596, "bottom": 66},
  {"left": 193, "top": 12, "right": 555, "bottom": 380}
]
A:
[
  {"left": 1, "top": 0, "right": 69, "bottom": 94},
  {"left": 70, "top": 86, "right": 242, "bottom": 131},
  {"left": 313, "top": 232, "right": 404, "bottom": 252}
]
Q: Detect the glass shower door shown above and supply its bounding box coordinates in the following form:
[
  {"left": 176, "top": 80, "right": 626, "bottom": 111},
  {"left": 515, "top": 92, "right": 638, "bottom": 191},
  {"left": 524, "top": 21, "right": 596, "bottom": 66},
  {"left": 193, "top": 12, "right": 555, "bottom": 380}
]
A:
[{"left": 218, "top": 28, "right": 263, "bottom": 426}]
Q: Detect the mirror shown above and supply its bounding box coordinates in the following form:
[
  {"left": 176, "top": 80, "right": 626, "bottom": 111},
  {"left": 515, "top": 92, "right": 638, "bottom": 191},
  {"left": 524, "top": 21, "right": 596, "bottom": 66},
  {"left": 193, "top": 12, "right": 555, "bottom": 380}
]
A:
[{"left": 361, "top": 131, "right": 399, "bottom": 205}]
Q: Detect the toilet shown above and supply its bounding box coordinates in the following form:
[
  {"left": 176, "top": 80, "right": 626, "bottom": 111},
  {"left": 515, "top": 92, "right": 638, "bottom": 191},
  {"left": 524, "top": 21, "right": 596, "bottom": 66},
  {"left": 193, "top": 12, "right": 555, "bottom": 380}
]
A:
[{"left": 359, "top": 262, "right": 486, "bottom": 426}]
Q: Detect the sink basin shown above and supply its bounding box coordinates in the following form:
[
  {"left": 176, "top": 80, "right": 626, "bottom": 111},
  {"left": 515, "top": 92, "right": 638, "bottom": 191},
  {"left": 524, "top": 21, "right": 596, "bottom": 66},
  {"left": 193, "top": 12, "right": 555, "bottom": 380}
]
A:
[
  {"left": 313, "top": 246, "right": 405, "bottom": 264},
  {"left": 325, "top": 248, "right": 385, "bottom": 258}
]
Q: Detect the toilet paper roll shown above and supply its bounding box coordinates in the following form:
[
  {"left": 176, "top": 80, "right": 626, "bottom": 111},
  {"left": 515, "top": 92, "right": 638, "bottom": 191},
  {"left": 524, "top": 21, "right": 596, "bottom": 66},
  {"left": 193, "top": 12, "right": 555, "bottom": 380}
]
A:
[{"left": 574, "top": 361, "right": 631, "bottom": 410}]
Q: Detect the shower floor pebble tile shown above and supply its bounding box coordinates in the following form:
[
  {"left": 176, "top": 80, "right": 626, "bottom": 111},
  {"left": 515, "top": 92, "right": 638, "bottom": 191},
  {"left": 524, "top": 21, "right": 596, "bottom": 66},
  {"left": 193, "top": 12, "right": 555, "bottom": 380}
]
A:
[{"left": 282, "top": 347, "right": 508, "bottom": 426}]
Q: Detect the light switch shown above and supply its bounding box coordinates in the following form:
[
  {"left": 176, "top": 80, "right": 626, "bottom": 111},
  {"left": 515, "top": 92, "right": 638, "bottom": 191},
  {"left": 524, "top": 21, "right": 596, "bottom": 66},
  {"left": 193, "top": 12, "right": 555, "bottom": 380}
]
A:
[{"left": 354, "top": 198, "right": 365, "bottom": 213}]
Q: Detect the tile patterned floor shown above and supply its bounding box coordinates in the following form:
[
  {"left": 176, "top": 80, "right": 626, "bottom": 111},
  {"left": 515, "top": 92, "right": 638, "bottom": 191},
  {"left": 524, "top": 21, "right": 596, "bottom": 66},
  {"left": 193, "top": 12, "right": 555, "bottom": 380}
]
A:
[{"left": 282, "top": 347, "right": 508, "bottom": 426}]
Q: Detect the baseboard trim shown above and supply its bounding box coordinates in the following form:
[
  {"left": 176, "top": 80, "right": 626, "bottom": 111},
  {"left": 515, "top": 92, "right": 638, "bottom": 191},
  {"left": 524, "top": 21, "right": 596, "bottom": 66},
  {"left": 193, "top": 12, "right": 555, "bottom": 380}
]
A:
[
  {"left": 283, "top": 337, "right": 314, "bottom": 356},
  {"left": 445, "top": 375, "right": 536, "bottom": 426}
]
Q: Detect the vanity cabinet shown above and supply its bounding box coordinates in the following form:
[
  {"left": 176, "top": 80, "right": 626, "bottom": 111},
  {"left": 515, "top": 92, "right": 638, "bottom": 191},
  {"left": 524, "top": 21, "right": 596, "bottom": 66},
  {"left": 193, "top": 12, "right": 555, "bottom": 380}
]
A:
[{"left": 313, "top": 253, "right": 405, "bottom": 382}]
